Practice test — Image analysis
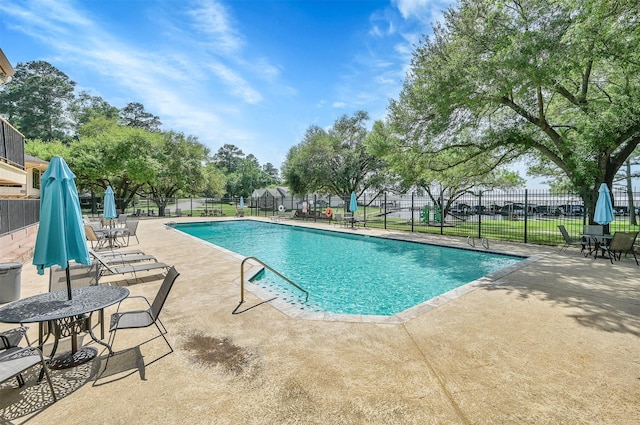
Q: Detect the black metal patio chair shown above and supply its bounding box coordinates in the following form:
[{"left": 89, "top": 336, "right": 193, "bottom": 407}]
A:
[{"left": 107, "top": 267, "right": 180, "bottom": 353}]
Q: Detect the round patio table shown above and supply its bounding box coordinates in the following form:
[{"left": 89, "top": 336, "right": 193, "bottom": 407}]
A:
[{"left": 0, "top": 286, "right": 129, "bottom": 369}]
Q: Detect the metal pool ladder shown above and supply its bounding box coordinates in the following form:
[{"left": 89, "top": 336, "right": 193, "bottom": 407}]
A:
[{"left": 238, "top": 256, "right": 309, "bottom": 306}]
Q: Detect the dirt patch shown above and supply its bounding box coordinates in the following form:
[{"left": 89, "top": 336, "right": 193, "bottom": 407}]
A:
[{"left": 183, "top": 334, "right": 258, "bottom": 375}]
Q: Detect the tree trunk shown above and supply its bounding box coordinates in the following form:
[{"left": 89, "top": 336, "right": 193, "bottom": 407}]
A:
[{"left": 625, "top": 160, "right": 637, "bottom": 226}]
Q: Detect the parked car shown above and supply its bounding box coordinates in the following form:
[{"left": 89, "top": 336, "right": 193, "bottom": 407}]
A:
[
  {"left": 487, "top": 204, "right": 501, "bottom": 214},
  {"left": 450, "top": 203, "right": 471, "bottom": 215},
  {"left": 534, "top": 205, "right": 562, "bottom": 216},
  {"left": 470, "top": 205, "right": 500, "bottom": 214},
  {"left": 613, "top": 206, "right": 628, "bottom": 216},
  {"left": 559, "top": 204, "right": 584, "bottom": 216},
  {"left": 499, "top": 203, "right": 525, "bottom": 216}
]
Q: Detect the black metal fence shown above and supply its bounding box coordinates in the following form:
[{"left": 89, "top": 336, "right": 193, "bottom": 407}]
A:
[
  {"left": 0, "top": 199, "right": 40, "bottom": 236},
  {"left": 239, "top": 189, "right": 640, "bottom": 246},
  {"left": 77, "top": 188, "right": 640, "bottom": 247}
]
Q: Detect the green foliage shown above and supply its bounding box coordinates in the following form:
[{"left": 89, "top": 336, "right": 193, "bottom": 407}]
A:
[
  {"left": 225, "top": 157, "right": 276, "bottom": 198},
  {"left": 368, "top": 119, "right": 524, "bottom": 217},
  {"left": 213, "top": 144, "right": 245, "bottom": 173},
  {"left": 118, "top": 102, "right": 162, "bottom": 132},
  {"left": 283, "top": 111, "right": 387, "bottom": 197},
  {"left": 391, "top": 0, "right": 640, "bottom": 221},
  {"left": 70, "top": 91, "right": 119, "bottom": 134},
  {"left": 68, "top": 120, "right": 162, "bottom": 208},
  {"left": 202, "top": 162, "right": 227, "bottom": 198},
  {"left": 0, "top": 61, "right": 76, "bottom": 141},
  {"left": 211, "top": 144, "right": 274, "bottom": 196},
  {"left": 2, "top": 59, "right": 276, "bottom": 206},
  {"left": 24, "top": 140, "right": 70, "bottom": 161},
  {"left": 262, "top": 163, "right": 280, "bottom": 182},
  {"left": 143, "top": 131, "right": 209, "bottom": 214}
]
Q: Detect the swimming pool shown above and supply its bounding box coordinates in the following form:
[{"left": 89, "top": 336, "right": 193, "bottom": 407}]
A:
[{"left": 174, "top": 220, "right": 525, "bottom": 317}]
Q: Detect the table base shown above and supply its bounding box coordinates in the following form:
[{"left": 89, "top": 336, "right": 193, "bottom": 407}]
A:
[{"left": 48, "top": 346, "right": 98, "bottom": 370}]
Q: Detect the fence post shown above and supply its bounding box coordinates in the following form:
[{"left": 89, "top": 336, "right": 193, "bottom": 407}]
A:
[
  {"left": 439, "top": 189, "right": 444, "bottom": 235},
  {"left": 363, "top": 192, "right": 367, "bottom": 222},
  {"left": 384, "top": 192, "right": 387, "bottom": 230},
  {"left": 524, "top": 189, "right": 528, "bottom": 243},
  {"left": 477, "top": 191, "right": 482, "bottom": 239},
  {"left": 411, "top": 193, "right": 415, "bottom": 232}
]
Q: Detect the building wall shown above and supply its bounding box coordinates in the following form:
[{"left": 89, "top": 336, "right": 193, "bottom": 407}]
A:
[{"left": 0, "top": 223, "right": 38, "bottom": 263}]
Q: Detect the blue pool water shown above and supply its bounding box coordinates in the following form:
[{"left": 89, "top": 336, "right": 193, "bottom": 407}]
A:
[{"left": 174, "top": 221, "right": 523, "bottom": 316}]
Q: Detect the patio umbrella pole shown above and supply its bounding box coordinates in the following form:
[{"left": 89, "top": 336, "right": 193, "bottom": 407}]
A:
[{"left": 65, "top": 262, "right": 72, "bottom": 300}]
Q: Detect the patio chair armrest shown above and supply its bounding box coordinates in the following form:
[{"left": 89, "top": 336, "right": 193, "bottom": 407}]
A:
[
  {"left": 0, "top": 345, "right": 48, "bottom": 363},
  {"left": 114, "top": 295, "right": 152, "bottom": 312},
  {"left": 0, "top": 326, "right": 28, "bottom": 350}
]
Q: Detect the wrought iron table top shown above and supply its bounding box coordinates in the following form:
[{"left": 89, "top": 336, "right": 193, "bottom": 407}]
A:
[{"left": 0, "top": 286, "right": 129, "bottom": 324}]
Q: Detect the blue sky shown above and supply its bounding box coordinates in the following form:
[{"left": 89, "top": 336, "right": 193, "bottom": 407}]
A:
[{"left": 0, "top": 0, "right": 454, "bottom": 171}]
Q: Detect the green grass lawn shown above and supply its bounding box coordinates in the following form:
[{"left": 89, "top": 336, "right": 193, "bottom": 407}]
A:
[{"left": 357, "top": 216, "right": 639, "bottom": 246}]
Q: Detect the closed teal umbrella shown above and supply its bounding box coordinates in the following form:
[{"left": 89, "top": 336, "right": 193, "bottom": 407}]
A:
[
  {"left": 103, "top": 185, "right": 117, "bottom": 220},
  {"left": 594, "top": 183, "right": 615, "bottom": 225},
  {"left": 349, "top": 192, "right": 358, "bottom": 213},
  {"left": 239, "top": 196, "right": 244, "bottom": 209},
  {"left": 32, "top": 156, "right": 90, "bottom": 300}
]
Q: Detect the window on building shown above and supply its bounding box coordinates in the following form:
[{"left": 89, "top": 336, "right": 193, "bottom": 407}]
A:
[{"left": 32, "top": 169, "right": 41, "bottom": 189}]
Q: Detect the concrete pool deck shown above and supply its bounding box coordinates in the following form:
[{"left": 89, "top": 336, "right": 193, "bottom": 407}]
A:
[{"left": 1, "top": 217, "right": 639, "bottom": 424}]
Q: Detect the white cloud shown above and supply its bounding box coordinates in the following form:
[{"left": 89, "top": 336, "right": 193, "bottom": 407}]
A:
[
  {"left": 207, "top": 62, "right": 262, "bottom": 104},
  {"left": 251, "top": 58, "right": 281, "bottom": 82},
  {"left": 332, "top": 102, "right": 346, "bottom": 108},
  {"left": 393, "top": 0, "right": 455, "bottom": 25},
  {"left": 186, "top": 0, "right": 243, "bottom": 54}
]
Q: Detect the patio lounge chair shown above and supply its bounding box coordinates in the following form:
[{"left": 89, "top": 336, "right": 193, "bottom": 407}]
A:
[
  {"left": 0, "top": 326, "right": 57, "bottom": 402},
  {"left": 108, "top": 267, "right": 180, "bottom": 352},
  {"left": 97, "top": 249, "right": 146, "bottom": 257},
  {"left": 49, "top": 261, "right": 100, "bottom": 292},
  {"left": 603, "top": 231, "right": 639, "bottom": 265},
  {"left": 88, "top": 248, "right": 159, "bottom": 267},
  {"left": 558, "top": 225, "right": 585, "bottom": 253},
  {"left": 90, "top": 251, "right": 170, "bottom": 278}
]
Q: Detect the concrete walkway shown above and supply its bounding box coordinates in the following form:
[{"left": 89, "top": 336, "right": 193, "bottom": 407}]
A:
[{"left": 1, "top": 217, "right": 638, "bottom": 424}]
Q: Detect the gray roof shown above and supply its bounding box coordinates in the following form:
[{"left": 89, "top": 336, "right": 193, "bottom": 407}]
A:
[{"left": 24, "top": 154, "right": 49, "bottom": 165}]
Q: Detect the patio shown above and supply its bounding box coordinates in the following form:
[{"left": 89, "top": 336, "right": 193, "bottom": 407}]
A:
[{"left": 1, "top": 217, "right": 639, "bottom": 424}]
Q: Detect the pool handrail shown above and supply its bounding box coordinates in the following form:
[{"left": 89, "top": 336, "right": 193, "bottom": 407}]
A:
[{"left": 239, "top": 256, "right": 309, "bottom": 304}]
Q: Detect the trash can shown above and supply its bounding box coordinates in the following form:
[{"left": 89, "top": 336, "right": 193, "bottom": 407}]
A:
[{"left": 0, "top": 262, "right": 22, "bottom": 303}]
